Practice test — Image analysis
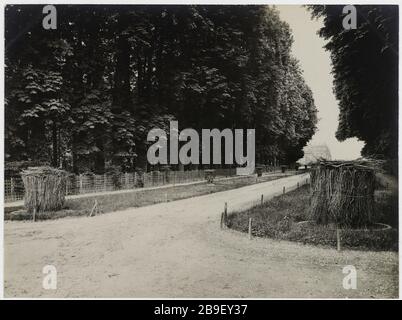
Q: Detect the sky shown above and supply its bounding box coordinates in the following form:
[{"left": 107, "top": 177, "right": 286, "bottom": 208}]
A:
[{"left": 277, "top": 5, "right": 364, "bottom": 160}]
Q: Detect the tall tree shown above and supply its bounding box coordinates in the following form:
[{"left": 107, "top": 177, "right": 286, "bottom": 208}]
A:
[
  {"left": 5, "top": 5, "right": 318, "bottom": 172},
  {"left": 309, "top": 5, "right": 398, "bottom": 159}
]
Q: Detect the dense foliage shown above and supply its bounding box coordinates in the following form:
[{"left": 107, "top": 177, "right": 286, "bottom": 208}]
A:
[
  {"left": 5, "top": 5, "right": 317, "bottom": 173},
  {"left": 309, "top": 5, "right": 398, "bottom": 159}
]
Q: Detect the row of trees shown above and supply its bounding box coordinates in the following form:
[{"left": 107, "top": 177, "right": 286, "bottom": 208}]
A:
[
  {"left": 309, "top": 5, "right": 398, "bottom": 160},
  {"left": 5, "top": 5, "right": 317, "bottom": 173}
]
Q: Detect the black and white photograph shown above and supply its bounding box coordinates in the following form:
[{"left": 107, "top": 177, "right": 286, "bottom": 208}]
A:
[{"left": 1, "top": 1, "right": 399, "bottom": 301}]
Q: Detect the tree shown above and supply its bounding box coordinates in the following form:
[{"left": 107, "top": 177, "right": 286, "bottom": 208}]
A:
[
  {"left": 309, "top": 5, "right": 398, "bottom": 159},
  {"left": 5, "top": 5, "right": 318, "bottom": 172}
]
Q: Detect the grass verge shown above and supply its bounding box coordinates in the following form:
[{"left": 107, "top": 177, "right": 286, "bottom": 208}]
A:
[
  {"left": 6, "top": 173, "right": 288, "bottom": 221},
  {"left": 227, "top": 185, "right": 398, "bottom": 251}
]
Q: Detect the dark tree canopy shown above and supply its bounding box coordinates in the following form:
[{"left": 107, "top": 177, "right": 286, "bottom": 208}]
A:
[
  {"left": 5, "top": 5, "right": 317, "bottom": 173},
  {"left": 309, "top": 5, "right": 398, "bottom": 159}
]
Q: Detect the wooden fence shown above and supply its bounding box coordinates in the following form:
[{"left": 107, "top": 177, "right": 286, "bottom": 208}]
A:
[{"left": 4, "top": 168, "right": 237, "bottom": 203}]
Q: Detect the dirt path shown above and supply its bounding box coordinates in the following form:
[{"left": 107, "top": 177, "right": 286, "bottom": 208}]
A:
[{"left": 4, "top": 174, "right": 398, "bottom": 298}]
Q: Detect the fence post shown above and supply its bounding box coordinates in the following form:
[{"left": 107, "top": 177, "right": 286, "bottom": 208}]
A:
[
  {"left": 336, "top": 228, "right": 342, "bottom": 252},
  {"left": 104, "top": 174, "right": 107, "bottom": 191},
  {"left": 261, "top": 194, "right": 264, "bottom": 206},
  {"left": 224, "top": 202, "right": 228, "bottom": 226},
  {"left": 283, "top": 186, "right": 285, "bottom": 194},
  {"left": 220, "top": 212, "right": 224, "bottom": 229},
  {"left": 10, "top": 177, "right": 15, "bottom": 201},
  {"left": 79, "top": 174, "right": 83, "bottom": 194},
  {"left": 248, "top": 218, "right": 252, "bottom": 240}
]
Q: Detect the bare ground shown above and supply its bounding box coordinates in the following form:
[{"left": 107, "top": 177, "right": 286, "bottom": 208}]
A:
[{"left": 4, "top": 174, "right": 398, "bottom": 298}]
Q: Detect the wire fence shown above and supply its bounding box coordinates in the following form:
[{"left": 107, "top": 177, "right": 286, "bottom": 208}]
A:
[{"left": 4, "top": 168, "right": 240, "bottom": 203}]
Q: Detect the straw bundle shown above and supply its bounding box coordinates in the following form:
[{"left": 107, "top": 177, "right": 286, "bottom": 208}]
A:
[
  {"left": 310, "top": 165, "right": 331, "bottom": 224},
  {"left": 21, "top": 166, "right": 67, "bottom": 213},
  {"left": 310, "top": 160, "right": 377, "bottom": 228}
]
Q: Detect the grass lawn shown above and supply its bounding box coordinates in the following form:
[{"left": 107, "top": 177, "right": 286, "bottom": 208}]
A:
[
  {"left": 7, "top": 173, "right": 289, "bottom": 221},
  {"left": 227, "top": 185, "right": 398, "bottom": 251}
]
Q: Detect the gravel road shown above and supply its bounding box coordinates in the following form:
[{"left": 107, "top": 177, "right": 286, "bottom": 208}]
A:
[{"left": 4, "top": 173, "right": 398, "bottom": 298}]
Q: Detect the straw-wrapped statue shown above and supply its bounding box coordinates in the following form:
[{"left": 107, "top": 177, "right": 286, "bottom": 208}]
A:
[{"left": 310, "top": 159, "right": 377, "bottom": 228}]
